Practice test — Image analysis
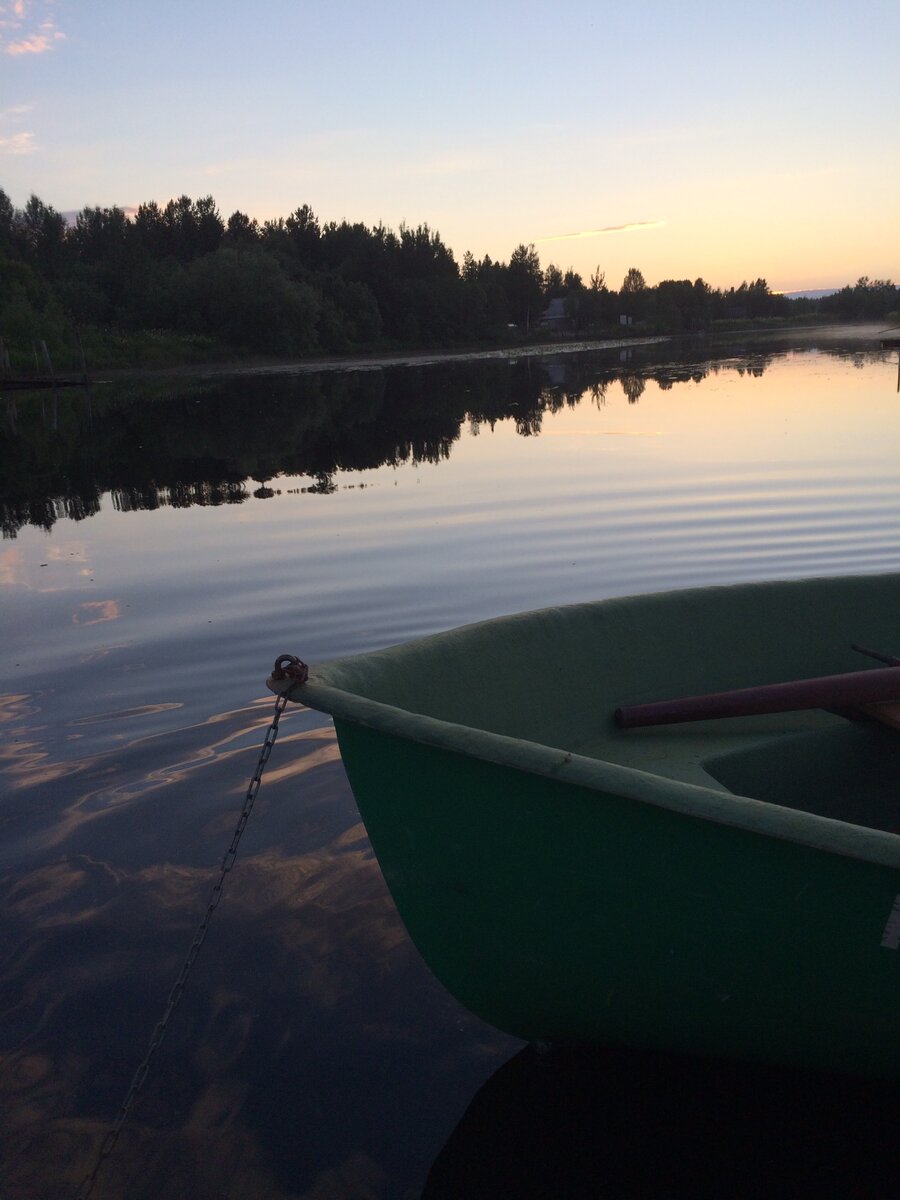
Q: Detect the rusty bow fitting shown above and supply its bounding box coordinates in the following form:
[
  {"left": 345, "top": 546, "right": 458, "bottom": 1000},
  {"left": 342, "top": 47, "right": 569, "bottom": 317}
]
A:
[{"left": 270, "top": 655, "right": 309, "bottom": 684}]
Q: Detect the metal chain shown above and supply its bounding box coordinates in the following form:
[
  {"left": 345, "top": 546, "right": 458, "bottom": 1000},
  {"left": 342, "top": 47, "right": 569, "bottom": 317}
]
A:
[{"left": 75, "top": 690, "right": 292, "bottom": 1200}]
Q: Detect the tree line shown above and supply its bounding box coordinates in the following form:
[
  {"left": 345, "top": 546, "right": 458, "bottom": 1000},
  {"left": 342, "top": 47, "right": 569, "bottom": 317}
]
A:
[{"left": 1, "top": 189, "right": 897, "bottom": 366}]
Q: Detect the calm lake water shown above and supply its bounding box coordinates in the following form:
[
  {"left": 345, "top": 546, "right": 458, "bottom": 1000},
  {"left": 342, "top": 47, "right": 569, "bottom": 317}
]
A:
[{"left": 2, "top": 327, "right": 900, "bottom": 1198}]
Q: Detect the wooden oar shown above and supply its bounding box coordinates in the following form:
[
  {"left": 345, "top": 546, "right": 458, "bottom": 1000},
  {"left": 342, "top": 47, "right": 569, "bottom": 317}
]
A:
[
  {"left": 615, "top": 664, "right": 900, "bottom": 730},
  {"left": 852, "top": 643, "right": 900, "bottom": 668},
  {"left": 849, "top": 646, "right": 900, "bottom": 730}
]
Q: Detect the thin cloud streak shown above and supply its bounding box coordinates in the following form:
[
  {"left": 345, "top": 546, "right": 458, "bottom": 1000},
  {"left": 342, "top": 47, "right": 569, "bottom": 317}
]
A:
[{"left": 537, "top": 221, "right": 666, "bottom": 243}]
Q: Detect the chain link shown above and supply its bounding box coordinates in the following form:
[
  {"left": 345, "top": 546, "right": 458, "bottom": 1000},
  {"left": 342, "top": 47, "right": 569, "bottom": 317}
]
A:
[{"left": 75, "top": 691, "right": 291, "bottom": 1200}]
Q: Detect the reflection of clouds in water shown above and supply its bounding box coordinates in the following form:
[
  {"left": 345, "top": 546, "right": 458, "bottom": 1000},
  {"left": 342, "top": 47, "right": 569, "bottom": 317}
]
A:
[
  {"left": 68, "top": 702, "right": 184, "bottom": 727},
  {"left": 44, "top": 722, "right": 339, "bottom": 847},
  {"left": 1, "top": 814, "right": 402, "bottom": 1029},
  {"left": 71, "top": 599, "right": 121, "bottom": 625},
  {"left": 0, "top": 692, "right": 100, "bottom": 808},
  {"left": 0, "top": 774, "right": 450, "bottom": 1198},
  {"left": 77, "top": 644, "right": 133, "bottom": 666},
  {"left": 0, "top": 545, "right": 26, "bottom": 587},
  {"left": 0, "top": 704, "right": 514, "bottom": 1197},
  {"left": 0, "top": 542, "right": 95, "bottom": 591},
  {"left": 3, "top": 853, "right": 124, "bottom": 923},
  {"left": 0, "top": 696, "right": 312, "bottom": 828},
  {"left": 0, "top": 691, "right": 40, "bottom": 723},
  {"left": 47, "top": 542, "right": 90, "bottom": 564},
  {"left": 0, "top": 729, "right": 95, "bottom": 795}
]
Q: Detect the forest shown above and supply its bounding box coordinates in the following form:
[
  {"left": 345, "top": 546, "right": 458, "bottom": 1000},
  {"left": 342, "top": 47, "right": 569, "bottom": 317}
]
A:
[{"left": 1, "top": 189, "right": 898, "bottom": 369}]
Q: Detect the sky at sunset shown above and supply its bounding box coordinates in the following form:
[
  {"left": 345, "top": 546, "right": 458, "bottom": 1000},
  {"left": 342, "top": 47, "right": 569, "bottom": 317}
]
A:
[{"left": 1, "top": 0, "right": 898, "bottom": 293}]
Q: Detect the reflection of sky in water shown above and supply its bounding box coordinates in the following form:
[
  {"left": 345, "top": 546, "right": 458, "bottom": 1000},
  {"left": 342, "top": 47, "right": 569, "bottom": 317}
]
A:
[
  {"left": 2, "top": 334, "right": 900, "bottom": 1197},
  {"left": 2, "top": 710, "right": 516, "bottom": 1198}
]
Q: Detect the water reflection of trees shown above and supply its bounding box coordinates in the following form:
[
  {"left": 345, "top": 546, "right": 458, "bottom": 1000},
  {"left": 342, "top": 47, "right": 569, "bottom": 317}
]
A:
[
  {"left": 620, "top": 374, "right": 646, "bottom": 404},
  {"left": 0, "top": 341, "right": 891, "bottom": 538}
]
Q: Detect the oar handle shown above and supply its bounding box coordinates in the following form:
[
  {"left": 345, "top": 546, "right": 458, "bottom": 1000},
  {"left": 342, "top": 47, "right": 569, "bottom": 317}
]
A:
[
  {"left": 851, "top": 643, "right": 900, "bottom": 667},
  {"left": 615, "top": 665, "right": 900, "bottom": 730}
]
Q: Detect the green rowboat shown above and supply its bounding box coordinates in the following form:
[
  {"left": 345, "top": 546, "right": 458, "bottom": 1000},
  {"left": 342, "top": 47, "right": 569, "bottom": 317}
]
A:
[{"left": 270, "top": 574, "right": 900, "bottom": 1079}]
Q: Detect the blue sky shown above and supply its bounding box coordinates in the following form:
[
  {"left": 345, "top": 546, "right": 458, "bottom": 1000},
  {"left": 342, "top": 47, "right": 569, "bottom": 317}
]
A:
[{"left": 2, "top": 0, "right": 898, "bottom": 290}]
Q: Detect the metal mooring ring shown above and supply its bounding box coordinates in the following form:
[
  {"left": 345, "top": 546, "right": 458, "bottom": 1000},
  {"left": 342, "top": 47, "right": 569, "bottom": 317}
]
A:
[{"left": 270, "top": 655, "right": 309, "bottom": 684}]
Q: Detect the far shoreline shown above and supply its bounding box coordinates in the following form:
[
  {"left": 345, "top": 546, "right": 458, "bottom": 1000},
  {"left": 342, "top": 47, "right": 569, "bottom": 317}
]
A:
[
  {"left": 4, "top": 323, "right": 891, "bottom": 394},
  {"left": 99, "top": 335, "right": 670, "bottom": 383},
  {"left": 98, "top": 321, "right": 891, "bottom": 384}
]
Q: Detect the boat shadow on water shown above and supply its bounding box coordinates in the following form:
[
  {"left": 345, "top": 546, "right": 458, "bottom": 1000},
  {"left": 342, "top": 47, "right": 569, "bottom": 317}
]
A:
[{"left": 423, "top": 1041, "right": 900, "bottom": 1199}]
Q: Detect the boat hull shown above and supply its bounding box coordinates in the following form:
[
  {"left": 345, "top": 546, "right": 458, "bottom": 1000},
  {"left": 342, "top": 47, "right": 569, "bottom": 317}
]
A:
[
  {"left": 334, "top": 718, "right": 900, "bottom": 1077},
  {"left": 281, "top": 574, "right": 900, "bottom": 1078}
]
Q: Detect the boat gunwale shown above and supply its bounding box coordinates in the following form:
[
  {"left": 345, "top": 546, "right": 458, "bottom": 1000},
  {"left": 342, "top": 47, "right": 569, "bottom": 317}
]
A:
[{"left": 287, "top": 676, "right": 900, "bottom": 872}]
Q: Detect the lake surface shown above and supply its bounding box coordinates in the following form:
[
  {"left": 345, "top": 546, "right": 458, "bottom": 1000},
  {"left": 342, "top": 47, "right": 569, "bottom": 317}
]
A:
[{"left": 2, "top": 327, "right": 900, "bottom": 1198}]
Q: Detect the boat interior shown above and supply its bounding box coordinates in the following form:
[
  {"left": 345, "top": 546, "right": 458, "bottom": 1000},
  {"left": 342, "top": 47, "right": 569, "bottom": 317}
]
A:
[
  {"left": 311, "top": 574, "right": 900, "bottom": 837},
  {"left": 582, "top": 712, "right": 900, "bottom": 835}
]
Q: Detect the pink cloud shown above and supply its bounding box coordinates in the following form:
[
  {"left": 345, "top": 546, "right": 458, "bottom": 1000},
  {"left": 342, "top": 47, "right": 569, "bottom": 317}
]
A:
[
  {"left": 3, "top": 10, "right": 65, "bottom": 55},
  {"left": 7, "top": 32, "right": 49, "bottom": 52}
]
